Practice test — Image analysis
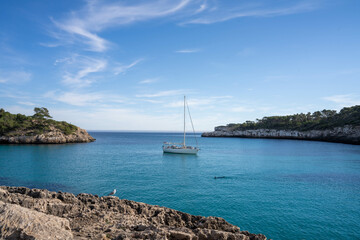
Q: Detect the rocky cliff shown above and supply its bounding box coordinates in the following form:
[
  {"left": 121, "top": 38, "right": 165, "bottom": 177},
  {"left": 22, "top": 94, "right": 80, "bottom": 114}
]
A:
[
  {"left": 0, "top": 186, "right": 266, "bottom": 240},
  {"left": 202, "top": 125, "right": 360, "bottom": 145},
  {"left": 0, "top": 126, "right": 95, "bottom": 144}
]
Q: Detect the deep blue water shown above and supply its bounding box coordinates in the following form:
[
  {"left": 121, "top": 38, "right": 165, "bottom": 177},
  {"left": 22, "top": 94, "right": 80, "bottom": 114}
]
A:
[{"left": 1, "top": 132, "right": 360, "bottom": 239}]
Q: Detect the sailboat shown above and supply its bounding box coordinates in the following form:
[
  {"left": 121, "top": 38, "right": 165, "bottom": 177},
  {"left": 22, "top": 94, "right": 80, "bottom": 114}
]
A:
[{"left": 162, "top": 96, "right": 200, "bottom": 155}]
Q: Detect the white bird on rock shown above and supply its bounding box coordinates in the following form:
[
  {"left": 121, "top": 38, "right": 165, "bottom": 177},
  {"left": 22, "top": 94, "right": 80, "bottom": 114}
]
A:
[{"left": 108, "top": 189, "right": 116, "bottom": 196}]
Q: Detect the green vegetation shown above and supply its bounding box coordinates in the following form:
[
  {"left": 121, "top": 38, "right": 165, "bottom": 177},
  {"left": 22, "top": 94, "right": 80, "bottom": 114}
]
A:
[
  {"left": 33, "top": 107, "right": 52, "bottom": 119},
  {"left": 223, "top": 105, "right": 360, "bottom": 131},
  {"left": 0, "top": 107, "right": 78, "bottom": 136}
]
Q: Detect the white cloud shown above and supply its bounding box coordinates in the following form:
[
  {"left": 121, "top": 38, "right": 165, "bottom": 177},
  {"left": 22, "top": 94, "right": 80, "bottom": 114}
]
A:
[
  {"left": 0, "top": 70, "right": 32, "bottom": 84},
  {"left": 183, "top": 1, "right": 319, "bottom": 24},
  {"left": 114, "top": 59, "right": 143, "bottom": 75},
  {"left": 136, "top": 90, "right": 188, "bottom": 98},
  {"left": 194, "top": 1, "right": 207, "bottom": 14},
  {"left": 52, "top": 20, "right": 109, "bottom": 52},
  {"left": 175, "top": 49, "right": 200, "bottom": 53},
  {"left": 323, "top": 94, "right": 360, "bottom": 106},
  {"left": 139, "top": 78, "right": 159, "bottom": 84},
  {"left": 50, "top": 0, "right": 191, "bottom": 52},
  {"left": 47, "top": 0, "right": 320, "bottom": 52},
  {"left": 231, "top": 106, "right": 255, "bottom": 113},
  {"left": 211, "top": 95, "right": 233, "bottom": 100},
  {"left": 61, "top": 57, "right": 107, "bottom": 88},
  {"left": 18, "top": 101, "right": 36, "bottom": 106},
  {"left": 2, "top": 105, "right": 34, "bottom": 116},
  {"left": 166, "top": 98, "right": 212, "bottom": 108},
  {"left": 39, "top": 42, "right": 62, "bottom": 48},
  {"left": 54, "top": 54, "right": 78, "bottom": 65},
  {"left": 45, "top": 91, "right": 104, "bottom": 106},
  {"left": 143, "top": 99, "right": 163, "bottom": 104},
  {"left": 49, "top": 107, "right": 188, "bottom": 131},
  {"left": 165, "top": 96, "right": 232, "bottom": 108},
  {"left": 44, "top": 90, "right": 126, "bottom": 107},
  {"left": 0, "top": 89, "right": 31, "bottom": 100}
]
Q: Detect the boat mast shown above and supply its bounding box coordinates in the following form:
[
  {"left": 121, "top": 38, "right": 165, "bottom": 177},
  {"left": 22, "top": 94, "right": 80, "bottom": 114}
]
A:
[{"left": 183, "top": 95, "right": 186, "bottom": 147}]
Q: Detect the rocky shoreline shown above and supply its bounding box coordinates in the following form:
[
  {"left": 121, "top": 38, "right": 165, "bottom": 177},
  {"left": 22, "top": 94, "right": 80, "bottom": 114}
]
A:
[
  {"left": 0, "top": 127, "right": 95, "bottom": 144},
  {"left": 0, "top": 186, "right": 266, "bottom": 240},
  {"left": 202, "top": 125, "right": 360, "bottom": 145}
]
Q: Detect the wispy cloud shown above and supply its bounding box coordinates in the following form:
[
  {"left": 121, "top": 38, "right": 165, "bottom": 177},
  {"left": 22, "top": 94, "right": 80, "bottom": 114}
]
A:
[
  {"left": 183, "top": 1, "right": 319, "bottom": 24},
  {"left": 39, "top": 42, "right": 62, "bottom": 48},
  {"left": 46, "top": 0, "right": 320, "bottom": 51},
  {"left": 194, "top": 1, "right": 207, "bottom": 14},
  {"left": 0, "top": 89, "right": 31, "bottom": 100},
  {"left": 45, "top": 91, "right": 104, "bottom": 106},
  {"left": 143, "top": 99, "right": 163, "bottom": 104},
  {"left": 49, "top": 107, "right": 192, "bottom": 131},
  {"left": 211, "top": 95, "right": 233, "bottom": 100},
  {"left": 263, "top": 75, "right": 291, "bottom": 82},
  {"left": 61, "top": 57, "right": 107, "bottom": 88},
  {"left": 114, "top": 59, "right": 143, "bottom": 75},
  {"left": 51, "top": 20, "right": 109, "bottom": 52},
  {"left": 0, "top": 37, "right": 31, "bottom": 66},
  {"left": 165, "top": 96, "right": 232, "bottom": 108},
  {"left": 231, "top": 106, "right": 255, "bottom": 113},
  {"left": 44, "top": 90, "right": 126, "bottom": 107},
  {"left": 175, "top": 49, "right": 200, "bottom": 53},
  {"left": 136, "top": 90, "right": 188, "bottom": 98},
  {"left": 166, "top": 98, "right": 211, "bottom": 108},
  {"left": 54, "top": 54, "right": 78, "bottom": 65},
  {"left": 139, "top": 78, "right": 159, "bottom": 84},
  {"left": 323, "top": 94, "right": 360, "bottom": 106},
  {"left": 49, "top": 0, "right": 191, "bottom": 52},
  {"left": 0, "top": 70, "right": 32, "bottom": 84},
  {"left": 18, "top": 101, "right": 36, "bottom": 106}
]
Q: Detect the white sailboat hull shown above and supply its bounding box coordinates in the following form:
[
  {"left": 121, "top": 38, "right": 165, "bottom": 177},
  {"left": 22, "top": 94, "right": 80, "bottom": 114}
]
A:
[
  {"left": 163, "top": 146, "right": 199, "bottom": 155},
  {"left": 163, "top": 96, "right": 199, "bottom": 155}
]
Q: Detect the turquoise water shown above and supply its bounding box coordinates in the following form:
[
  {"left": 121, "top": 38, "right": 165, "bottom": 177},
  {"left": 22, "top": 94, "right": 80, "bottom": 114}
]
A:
[{"left": 1, "top": 132, "right": 359, "bottom": 239}]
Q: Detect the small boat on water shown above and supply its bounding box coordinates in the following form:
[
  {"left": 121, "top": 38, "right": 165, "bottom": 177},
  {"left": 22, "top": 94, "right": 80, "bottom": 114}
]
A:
[{"left": 163, "top": 96, "right": 199, "bottom": 155}]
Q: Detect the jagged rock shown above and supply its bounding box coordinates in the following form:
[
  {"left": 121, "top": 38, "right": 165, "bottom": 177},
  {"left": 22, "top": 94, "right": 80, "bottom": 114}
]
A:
[
  {"left": 0, "top": 186, "right": 266, "bottom": 240},
  {"left": 0, "top": 201, "right": 73, "bottom": 240},
  {"left": 0, "top": 126, "right": 95, "bottom": 144},
  {"left": 202, "top": 125, "right": 360, "bottom": 145}
]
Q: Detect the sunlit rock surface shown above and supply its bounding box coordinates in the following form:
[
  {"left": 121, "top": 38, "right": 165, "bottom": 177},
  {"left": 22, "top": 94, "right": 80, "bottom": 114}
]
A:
[
  {"left": 202, "top": 125, "right": 360, "bottom": 145},
  {"left": 0, "top": 126, "right": 95, "bottom": 144},
  {"left": 0, "top": 186, "right": 266, "bottom": 240}
]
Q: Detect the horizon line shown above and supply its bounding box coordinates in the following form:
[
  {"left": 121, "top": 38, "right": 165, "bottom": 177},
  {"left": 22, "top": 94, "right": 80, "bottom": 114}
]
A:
[{"left": 86, "top": 130, "right": 210, "bottom": 133}]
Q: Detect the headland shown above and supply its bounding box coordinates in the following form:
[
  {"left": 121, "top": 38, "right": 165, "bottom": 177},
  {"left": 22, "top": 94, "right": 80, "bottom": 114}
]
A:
[
  {"left": 202, "top": 105, "right": 360, "bottom": 145},
  {"left": 0, "top": 107, "right": 95, "bottom": 144}
]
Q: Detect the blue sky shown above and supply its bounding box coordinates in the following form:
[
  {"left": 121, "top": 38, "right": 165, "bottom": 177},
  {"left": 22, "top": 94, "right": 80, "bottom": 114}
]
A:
[{"left": 1, "top": 0, "right": 359, "bottom": 131}]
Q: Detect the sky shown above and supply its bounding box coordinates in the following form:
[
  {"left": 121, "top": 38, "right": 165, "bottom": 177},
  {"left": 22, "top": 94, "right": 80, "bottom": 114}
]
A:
[{"left": 0, "top": 0, "right": 359, "bottom": 131}]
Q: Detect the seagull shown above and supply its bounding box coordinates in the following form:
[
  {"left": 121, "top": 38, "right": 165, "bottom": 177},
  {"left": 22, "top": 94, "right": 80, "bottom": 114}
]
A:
[{"left": 108, "top": 189, "right": 116, "bottom": 196}]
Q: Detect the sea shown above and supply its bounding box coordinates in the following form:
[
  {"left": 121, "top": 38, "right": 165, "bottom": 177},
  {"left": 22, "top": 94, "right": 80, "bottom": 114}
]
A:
[{"left": 0, "top": 132, "right": 359, "bottom": 239}]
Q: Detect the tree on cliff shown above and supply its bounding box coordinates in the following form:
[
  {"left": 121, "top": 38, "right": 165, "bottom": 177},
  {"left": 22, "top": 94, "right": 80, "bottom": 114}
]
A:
[
  {"left": 33, "top": 107, "right": 52, "bottom": 119},
  {"left": 0, "top": 108, "right": 78, "bottom": 136},
  {"left": 224, "top": 105, "right": 360, "bottom": 131}
]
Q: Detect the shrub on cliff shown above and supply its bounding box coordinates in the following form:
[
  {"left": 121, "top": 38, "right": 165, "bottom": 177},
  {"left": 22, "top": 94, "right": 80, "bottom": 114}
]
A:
[
  {"left": 0, "top": 108, "right": 78, "bottom": 136},
  {"left": 228, "top": 105, "right": 360, "bottom": 131}
]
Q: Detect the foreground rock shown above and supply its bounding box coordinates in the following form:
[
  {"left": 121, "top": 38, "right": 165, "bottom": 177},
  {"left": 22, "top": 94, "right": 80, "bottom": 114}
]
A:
[
  {"left": 0, "top": 126, "right": 95, "bottom": 144},
  {"left": 0, "top": 201, "right": 73, "bottom": 240},
  {"left": 0, "top": 186, "right": 266, "bottom": 240},
  {"left": 202, "top": 125, "right": 360, "bottom": 145}
]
